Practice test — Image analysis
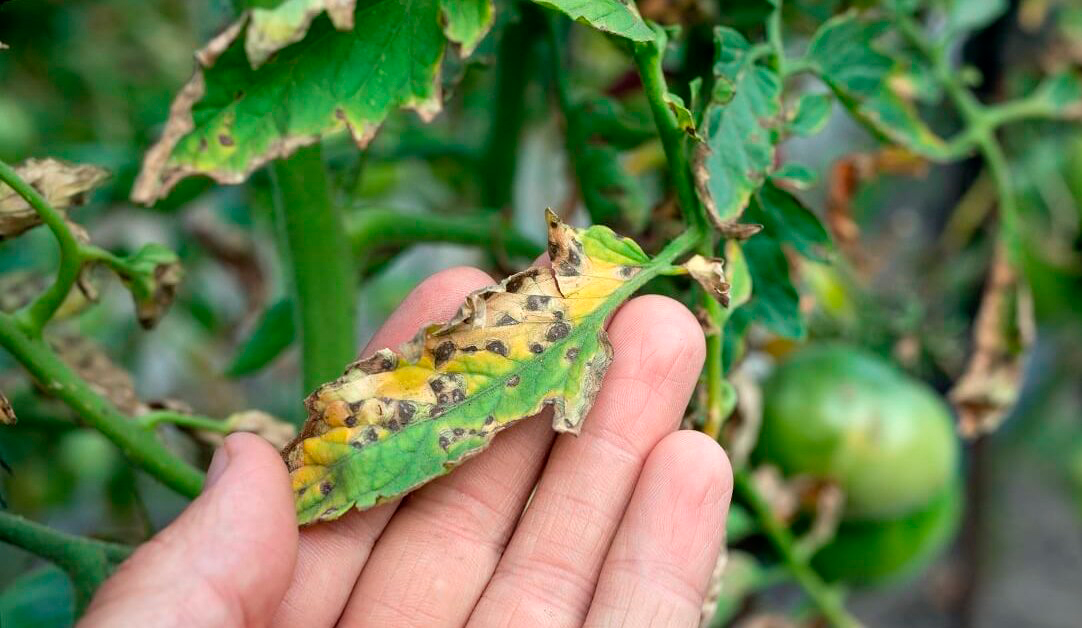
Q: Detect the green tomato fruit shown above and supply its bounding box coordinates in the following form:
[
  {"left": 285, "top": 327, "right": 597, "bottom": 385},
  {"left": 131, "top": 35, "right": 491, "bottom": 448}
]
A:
[
  {"left": 812, "top": 481, "right": 962, "bottom": 585},
  {"left": 756, "top": 344, "right": 959, "bottom": 520}
]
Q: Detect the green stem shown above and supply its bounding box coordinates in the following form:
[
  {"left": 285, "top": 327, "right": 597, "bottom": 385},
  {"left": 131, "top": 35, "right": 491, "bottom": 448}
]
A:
[
  {"left": 700, "top": 292, "right": 728, "bottom": 439},
  {"left": 632, "top": 27, "right": 709, "bottom": 231},
  {"left": 138, "top": 411, "right": 230, "bottom": 433},
  {"left": 271, "top": 145, "right": 357, "bottom": 395},
  {"left": 734, "top": 471, "right": 861, "bottom": 628},
  {"left": 0, "top": 160, "right": 83, "bottom": 336},
  {"left": 347, "top": 208, "right": 543, "bottom": 262},
  {"left": 0, "top": 512, "right": 132, "bottom": 612},
  {"left": 766, "top": 0, "right": 786, "bottom": 75},
  {"left": 0, "top": 312, "right": 205, "bottom": 497}
]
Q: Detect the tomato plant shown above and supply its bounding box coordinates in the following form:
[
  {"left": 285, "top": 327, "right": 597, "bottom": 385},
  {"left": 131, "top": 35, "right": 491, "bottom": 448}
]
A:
[{"left": 2, "top": 0, "right": 1082, "bottom": 625}]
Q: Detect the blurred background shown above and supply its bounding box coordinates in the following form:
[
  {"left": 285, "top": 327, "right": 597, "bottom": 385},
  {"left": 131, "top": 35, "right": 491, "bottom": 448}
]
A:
[{"left": 1, "top": 0, "right": 1081, "bottom": 626}]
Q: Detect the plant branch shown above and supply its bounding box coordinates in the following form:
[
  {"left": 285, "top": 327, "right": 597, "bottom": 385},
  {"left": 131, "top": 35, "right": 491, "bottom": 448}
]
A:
[
  {"left": 271, "top": 145, "right": 357, "bottom": 395},
  {"left": 0, "top": 312, "right": 205, "bottom": 497},
  {"left": 137, "top": 410, "right": 230, "bottom": 433},
  {"left": 734, "top": 471, "right": 860, "bottom": 628},
  {"left": 632, "top": 25, "right": 709, "bottom": 232},
  {"left": 0, "top": 511, "right": 131, "bottom": 612},
  {"left": 347, "top": 208, "right": 543, "bottom": 263},
  {"left": 767, "top": 0, "right": 786, "bottom": 75},
  {"left": 0, "top": 160, "right": 85, "bottom": 336}
]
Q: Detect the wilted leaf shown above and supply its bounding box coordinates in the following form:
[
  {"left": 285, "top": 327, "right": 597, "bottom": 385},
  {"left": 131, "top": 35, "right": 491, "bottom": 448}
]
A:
[
  {"left": 531, "top": 0, "right": 655, "bottom": 41},
  {"left": 950, "top": 247, "right": 1030, "bottom": 438},
  {"left": 695, "top": 27, "right": 783, "bottom": 235},
  {"left": 115, "top": 244, "right": 183, "bottom": 329},
  {"left": 0, "top": 158, "right": 108, "bottom": 240},
  {"left": 245, "top": 0, "right": 357, "bottom": 68},
  {"left": 684, "top": 254, "right": 730, "bottom": 306},
  {"left": 133, "top": 1, "right": 493, "bottom": 203},
  {"left": 285, "top": 210, "right": 670, "bottom": 523},
  {"left": 1, "top": 391, "right": 14, "bottom": 425},
  {"left": 806, "top": 12, "right": 950, "bottom": 159},
  {"left": 665, "top": 92, "right": 703, "bottom": 141},
  {"left": 196, "top": 410, "right": 298, "bottom": 449}
]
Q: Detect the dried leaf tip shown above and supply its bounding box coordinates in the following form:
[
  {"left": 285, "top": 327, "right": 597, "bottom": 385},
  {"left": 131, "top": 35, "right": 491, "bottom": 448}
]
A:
[
  {"left": 0, "top": 158, "right": 109, "bottom": 240},
  {"left": 0, "top": 392, "right": 15, "bottom": 425},
  {"left": 684, "top": 254, "right": 730, "bottom": 307}
]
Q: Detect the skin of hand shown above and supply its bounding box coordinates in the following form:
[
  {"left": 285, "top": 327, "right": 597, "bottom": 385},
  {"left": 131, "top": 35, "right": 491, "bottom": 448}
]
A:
[{"left": 80, "top": 266, "right": 733, "bottom": 628}]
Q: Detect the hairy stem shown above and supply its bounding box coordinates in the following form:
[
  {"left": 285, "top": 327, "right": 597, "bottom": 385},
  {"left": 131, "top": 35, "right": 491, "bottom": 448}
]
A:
[
  {"left": 0, "top": 512, "right": 132, "bottom": 612},
  {"left": 0, "top": 312, "right": 205, "bottom": 497},
  {"left": 271, "top": 145, "right": 357, "bottom": 395},
  {"left": 734, "top": 472, "right": 861, "bottom": 628},
  {"left": 632, "top": 26, "right": 709, "bottom": 231}
]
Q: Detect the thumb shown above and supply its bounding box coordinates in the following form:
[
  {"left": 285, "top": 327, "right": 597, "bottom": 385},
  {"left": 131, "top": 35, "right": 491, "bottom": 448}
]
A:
[{"left": 81, "top": 433, "right": 298, "bottom": 627}]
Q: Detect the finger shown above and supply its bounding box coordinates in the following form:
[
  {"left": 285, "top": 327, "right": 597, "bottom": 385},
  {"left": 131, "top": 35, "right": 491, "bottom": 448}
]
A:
[
  {"left": 338, "top": 411, "right": 554, "bottom": 626},
  {"left": 272, "top": 266, "right": 494, "bottom": 627},
  {"left": 336, "top": 254, "right": 559, "bottom": 625},
  {"left": 82, "top": 433, "right": 297, "bottom": 627},
  {"left": 585, "top": 431, "right": 732, "bottom": 628},
  {"left": 469, "top": 295, "right": 706, "bottom": 627}
]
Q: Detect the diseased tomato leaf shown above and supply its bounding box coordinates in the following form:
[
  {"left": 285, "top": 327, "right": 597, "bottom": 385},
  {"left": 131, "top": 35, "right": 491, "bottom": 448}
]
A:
[
  {"left": 133, "top": 0, "right": 494, "bottom": 203},
  {"left": 283, "top": 210, "right": 705, "bottom": 524},
  {"left": 694, "top": 27, "right": 782, "bottom": 236},
  {"left": 1, "top": 390, "right": 14, "bottom": 425},
  {"left": 0, "top": 158, "right": 108, "bottom": 241}
]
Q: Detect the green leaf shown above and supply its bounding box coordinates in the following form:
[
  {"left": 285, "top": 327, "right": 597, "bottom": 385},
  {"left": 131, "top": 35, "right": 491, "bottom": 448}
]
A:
[
  {"left": 225, "top": 297, "right": 297, "bottom": 376},
  {"left": 805, "top": 12, "right": 949, "bottom": 159},
  {"left": 440, "top": 0, "right": 495, "bottom": 56},
  {"left": 787, "top": 91, "right": 833, "bottom": 136},
  {"left": 116, "top": 243, "right": 183, "bottom": 329},
  {"left": 133, "top": 0, "right": 492, "bottom": 204},
  {"left": 724, "top": 239, "right": 752, "bottom": 311},
  {"left": 771, "top": 162, "right": 818, "bottom": 189},
  {"left": 694, "top": 27, "right": 783, "bottom": 234},
  {"left": 750, "top": 181, "right": 831, "bottom": 261},
  {"left": 0, "top": 565, "right": 74, "bottom": 628},
  {"left": 946, "top": 0, "right": 1008, "bottom": 36},
  {"left": 530, "top": 0, "right": 655, "bottom": 41},
  {"left": 1027, "top": 71, "right": 1082, "bottom": 117},
  {"left": 732, "top": 235, "right": 805, "bottom": 339},
  {"left": 665, "top": 92, "right": 703, "bottom": 142},
  {"left": 565, "top": 97, "right": 650, "bottom": 230},
  {"left": 283, "top": 211, "right": 683, "bottom": 524}
]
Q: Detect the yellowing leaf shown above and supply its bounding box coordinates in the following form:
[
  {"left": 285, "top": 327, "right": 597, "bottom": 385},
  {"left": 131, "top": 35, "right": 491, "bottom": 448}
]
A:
[
  {"left": 284, "top": 210, "right": 682, "bottom": 524},
  {"left": 0, "top": 158, "right": 108, "bottom": 240}
]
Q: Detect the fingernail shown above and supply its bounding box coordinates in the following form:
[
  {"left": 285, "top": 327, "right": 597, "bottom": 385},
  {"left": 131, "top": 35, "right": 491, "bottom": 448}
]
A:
[{"left": 205, "top": 443, "right": 231, "bottom": 490}]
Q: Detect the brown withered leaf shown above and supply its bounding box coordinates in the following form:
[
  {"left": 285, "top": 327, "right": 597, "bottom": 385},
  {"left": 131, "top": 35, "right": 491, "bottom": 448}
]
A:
[
  {"left": 51, "top": 334, "right": 143, "bottom": 416},
  {"left": 684, "top": 254, "right": 730, "bottom": 307},
  {"left": 950, "top": 246, "right": 1032, "bottom": 439},
  {"left": 194, "top": 410, "right": 297, "bottom": 449},
  {"left": 0, "top": 158, "right": 108, "bottom": 240},
  {"left": 1, "top": 391, "right": 14, "bottom": 425}
]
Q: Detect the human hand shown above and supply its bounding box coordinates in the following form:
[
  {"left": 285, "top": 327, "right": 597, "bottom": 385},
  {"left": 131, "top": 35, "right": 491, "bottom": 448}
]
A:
[{"left": 81, "top": 266, "right": 733, "bottom": 627}]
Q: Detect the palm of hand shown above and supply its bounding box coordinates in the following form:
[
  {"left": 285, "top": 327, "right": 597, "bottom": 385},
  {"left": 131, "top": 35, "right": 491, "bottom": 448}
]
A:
[{"left": 82, "top": 267, "right": 731, "bottom": 628}]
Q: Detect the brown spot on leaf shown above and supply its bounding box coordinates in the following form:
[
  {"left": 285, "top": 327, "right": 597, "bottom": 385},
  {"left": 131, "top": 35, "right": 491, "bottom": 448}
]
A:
[
  {"left": 451, "top": 389, "right": 465, "bottom": 403},
  {"left": 320, "top": 482, "right": 333, "bottom": 496},
  {"left": 529, "top": 343, "right": 544, "bottom": 354},
  {"left": 506, "top": 375, "right": 520, "bottom": 387},
  {"left": 453, "top": 428, "right": 465, "bottom": 437},
  {"left": 486, "top": 340, "right": 509, "bottom": 356},
  {"left": 496, "top": 313, "right": 518, "bottom": 327},
  {"left": 218, "top": 134, "right": 235, "bottom": 147},
  {"left": 397, "top": 401, "right": 415, "bottom": 422},
  {"left": 545, "top": 322, "right": 571, "bottom": 342},
  {"left": 565, "top": 347, "right": 580, "bottom": 361},
  {"left": 439, "top": 435, "right": 450, "bottom": 450},
  {"left": 433, "top": 341, "right": 456, "bottom": 368}
]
